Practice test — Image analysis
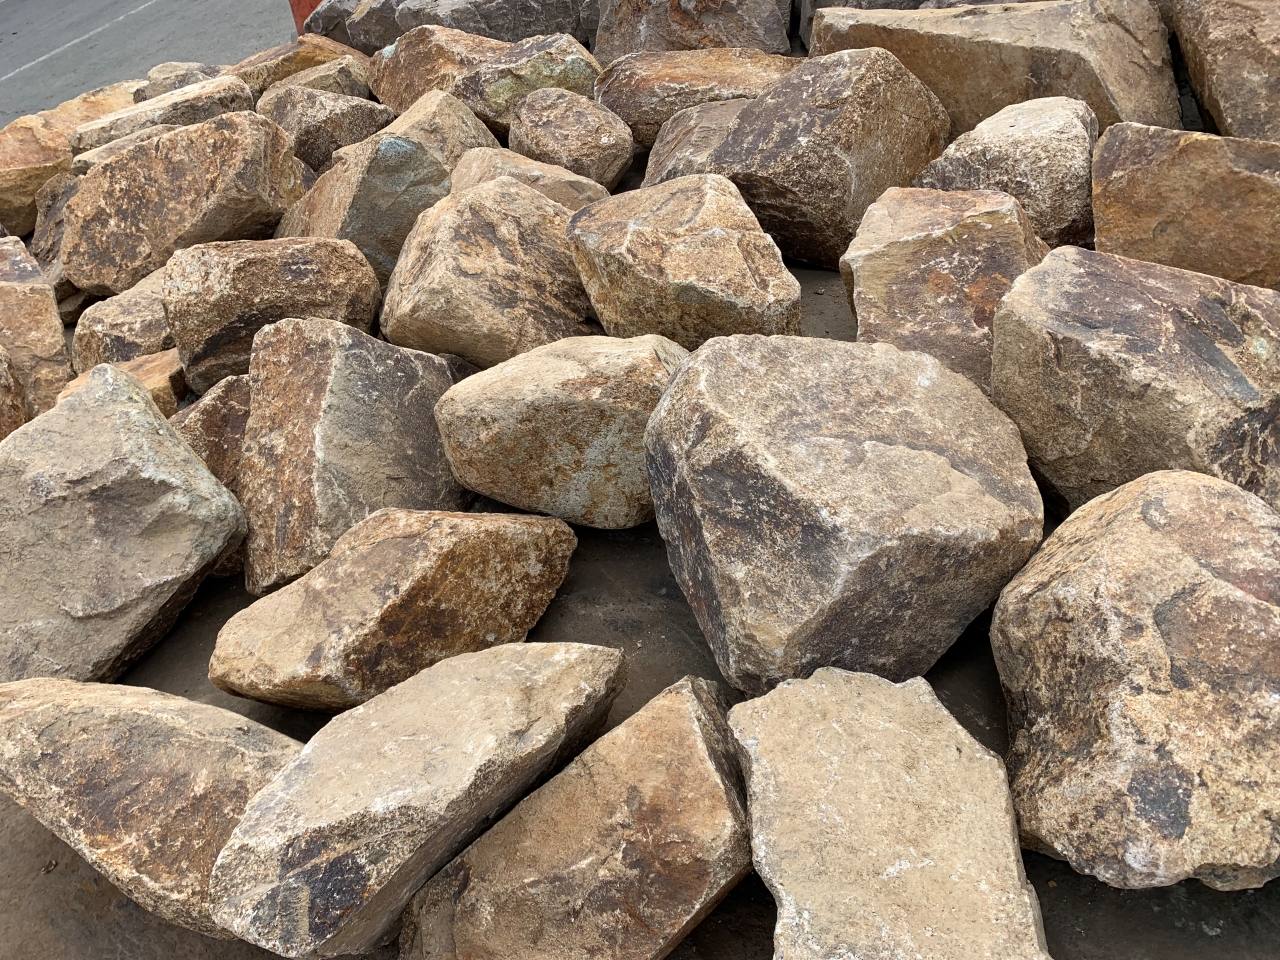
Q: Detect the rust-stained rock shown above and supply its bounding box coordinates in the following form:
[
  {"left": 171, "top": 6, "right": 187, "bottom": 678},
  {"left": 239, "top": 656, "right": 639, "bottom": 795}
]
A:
[
  {"left": 401, "top": 676, "right": 750, "bottom": 960},
  {"left": 133, "top": 61, "right": 222, "bottom": 101},
  {"left": 0, "top": 679, "right": 300, "bottom": 936},
  {"left": 258, "top": 86, "right": 394, "bottom": 171},
  {"left": 57, "top": 348, "right": 186, "bottom": 417},
  {"left": 223, "top": 35, "right": 362, "bottom": 100},
  {"left": 381, "top": 88, "right": 498, "bottom": 163},
  {"left": 840, "top": 187, "right": 1048, "bottom": 395},
  {"left": 706, "top": 48, "right": 949, "bottom": 267},
  {"left": 1093, "top": 123, "right": 1280, "bottom": 290},
  {"left": 594, "top": 0, "right": 789, "bottom": 66},
  {"left": 991, "top": 470, "right": 1280, "bottom": 890},
  {"left": 369, "top": 25, "right": 511, "bottom": 114},
  {"left": 346, "top": 0, "right": 406, "bottom": 54},
  {"left": 991, "top": 247, "right": 1280, "bottom": 511},
  {"left": 570, "top": 175, "right": 799, "bottom": 349},
  {"left": 209, "top": 642, "right": 627, "bottom": 958},
  {"left": 647, "top": 335, "right": 1042, "bottom": 694},
  {"left": 509, "top": 87, "right": 633, "bottom": 189},
  {"left": 239, "top": 317, "right": 468, "bottom": 595},
  {"left": 259, "top": 54, "right": 371, "bottom": 102},
  {"left": 382, "top": 176, "right": 595, "bottom": 369},
  {"left": 395, "top": 0, "right": 585, "bottom": 44},
  {"left": 71, "top": 267, "right": 172, "bottom": 374},
  {"left": 642, "top": 97, "right": 748, "bottom": 187},
  {"left": 0, "top": 347, "right": 24, "bottom": 442},
  {"left": 0, "top": 237, "right": 73, "bottom": 418},
  {"left": 69, "top": 75, "right": 254, "bottom": 155},
  {"left": 61, "top": 113, "right": 307, "bottom": 296},
  {"left": 914, "top": 97, "right": 1098, "bottom": 247},
  {"left": 810, "top": 0, "right": 1179, "bottom": 134},
  {"left": 595, "top": 48, "right": 796, "bottom": 147},
  {"left": 210, "top": 509, "right": 577, "bottom": 709},
  {"left": 70, "top": 123, "right": 180, "bottom": 176},
  {"left": 728, "top": 669, "right": 1052, "bottom": 960},
  {"left": 0, "top": 365, "right": 245, "bottom": 682},
  {"left": 451, "top": 145, "right": 607, "bottom": 210},
  {"left": 171, "top": 373, "right": 251, "bottom": 496}
]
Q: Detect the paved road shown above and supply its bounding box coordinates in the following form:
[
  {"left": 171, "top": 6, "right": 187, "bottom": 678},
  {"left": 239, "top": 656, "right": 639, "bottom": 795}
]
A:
[{"left": 0, "top": 0, "right": 295, "bottom": 126}]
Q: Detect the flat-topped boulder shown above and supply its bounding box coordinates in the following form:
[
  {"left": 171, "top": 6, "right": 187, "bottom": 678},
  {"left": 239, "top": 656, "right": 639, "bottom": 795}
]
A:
[
  {"left": 223, "top": 34, "right": 361, "bottom": 100},
  {"left": 68, "top": 75, "right": 253, "bottom": 155}
]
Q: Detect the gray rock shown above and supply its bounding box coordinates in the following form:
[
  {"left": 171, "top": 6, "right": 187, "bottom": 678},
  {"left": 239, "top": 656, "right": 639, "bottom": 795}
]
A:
[
  {"left": 642, "top": 98, "right": 749, "bottom": 187},
  {"left": 257, "top": 86, "right": 394, "bottom": 171},
  {"left": 594, "top": 0, "right": 789, "bottom": 66},
  {"left": 132, "top": 61, "right": 223, "bottom": 101},
  {"left": 396, "top": 0, "right": 584, "bottom": 44},
  {"left": 346, "top": 0, "right": 406, "bottom": 54},
  {"left": 71, "top": 267, "right": 172, "bottom": 374},
  {"left": 0, "top": 345, "right": 25, "bottom": 442},
  {"left": 30, "top": 172, "right": 81, "bottom": 276},
  {"left": 305, "top": 0, "right": 360, "bottom": 46},
  {"left": 799, "top": 0, "right": 919, "bottom": 47}
]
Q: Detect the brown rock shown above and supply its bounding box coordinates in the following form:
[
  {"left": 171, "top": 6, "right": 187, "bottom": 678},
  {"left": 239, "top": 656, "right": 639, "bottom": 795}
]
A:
[
  {"left": 380, "top": 88, "right": 498, "bottom": 164},
  {"left": 0, "top": 347, "right": 24, "bottom": 441},
  {"left": 451, "top": 145, "right": 608, "bottom": 210},
  {"left": 401, "top": 676, "right": 750, "bottom": 960},
  {"left": 369, "top": 25, "right": 512, "bottom": 114},
  {"left": 223, "top": 35, "right": 363, "bottom": 100},
  {"left": 57, "top": 348, "right": 186, "bottom": 417},
  {"left": 991, "top": 470, "right": 1280, "bottom": 889},
  {"left": 642, "top": 97, "right": 749, "bottom": 187},
  {"left": 594, "top": 0, "right": 789, "bottom": 67},
  {"left": 258, "top": 85, "right": 394, "bottom": 171},
  {"left": 30, "top": 172, "right": 80, "bottom": 286},
  {"left": 170, "top": 374, "right": 251, "bottom": 496},
  {"left": 70, "top": 123, "right": 181, "bottom": 176},
  {"left": 71, "top": 267, "right": 172, "bottom": 373},
  {"left": 69, "top": 75, "right": 254, "bottom": 155},
  {"left": 132, "top": 61, "right": 223, "bottom": 101},
  {"left": 0, "top": 237, "right": 73, "bottom": 417},
  {"left": 258, "top": 54, "right": 372, "bottom": 101},
  {"left": 509, "top": 87, "right": 633, "bottom": 189}
]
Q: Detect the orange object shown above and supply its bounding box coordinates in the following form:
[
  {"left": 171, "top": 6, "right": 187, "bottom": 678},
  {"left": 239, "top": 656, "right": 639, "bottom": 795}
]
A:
[{"left": 289, "top": 0, "right": 325, "bottom": 34}]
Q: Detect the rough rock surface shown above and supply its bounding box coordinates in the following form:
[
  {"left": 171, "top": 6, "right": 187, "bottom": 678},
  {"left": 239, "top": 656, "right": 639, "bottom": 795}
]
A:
[
  {"left": 163, "top": 238, "right": 380, "bottom": 393},
  {"left": 706, "top": 49, "right": 949, "bottom": 267},
  {"left": 594, "top": 0, "right": 789, "bottom": 67},
  {"left": 224, "top": 35, "right": 359, "bottom": 100},
  {"left": 61, "top": 113, "right": 307, "bottom": 296},
  {"left": 382, "top": 176, "right": 594, "bottom": 369},
  {"left": 401, "top": 676, "right": 750, "bottom": 960},
  {"left": 642, "top": 98, "right": 748, "bottom": 187},
  {"left": 170, "top": 374, "right": 251, "bottom": 497},
  {"left": 810, "top": 0, "right": 1180, "bottom": 134},
  {"left": 382, "top": 87, "right": 498, "bottom": 155},
  {"left": 0, "top": 679, "right": 299, "bottom": 936},
  {"left": 991, "top": 247, "right": 1280, "bottom": 511},
  {"left": 132, "top": 61, "right": 222, "bottom": 101},
  {"left": 306, "top": 0, "right": 360, "bottom": 46},
  {"left": 914, "top": 97, "right": 1098, "bottom": 247},
  {"left": 57, "top": 349, "right": 186, "bottom": 418},
  {"left": 1093, "top": 123, "right": 1280, "bottom": 290},
  {"left": 30, "top": 172, "right": 80, "bottom": 276},
  {"left": 210, "top": 509, "right": 577, "bottom": 709},
  {"left": 451, "top": 145, "right": 607, "bottom": 210},
  {"left": 0, "top": 365, "right": 245, "bottom": 683},
  {"left": 798, "top": 0, "right": 917, "bottom": 47},
  {"left": 68, "top": 75, "right": 254, "bottom": 155},
  {"left": 991, "top": 470, "right": 1280, "bottom": 890},
  {"left": 436, "top": 334, "right": 687, "bottom": 527},
  {"left": 369, "top": 25, "right": 511, "bottom": 114},
  {"left": 570, "top": 175, "right": 799, "bottom": 349},
  {"left": 841, "top": 187, "right": 1048, "bottom": 395},
  {"left": 71, "top": 267, "right": 172, "bottom": 374},
  {"left": 70, "top": 123, "right": 181, "bottom": 176},
  {"left": 257, "top": 86, "right": 394, "bottom": 171},
  {"left": 395, "top": 0, "right": 582, "bottom": 44},
  {"left": 728, "top": 669, "right": 1053, "bottom": 960},
  {"left": 346, "top": 0, "right": 406, "bottom": 54},
  {"left": 0, "top": 237, "right": 73, "bottom": 418},
  {"left": 209, "top": 642, "right": 627, "bottom": 958},
  {"left": 259, "top": 55, "right": 372, "bottom": 101},
  {"left": 0, "top": 347, "right": 25, "bottom": 441},
  {"left": 509, "top": 87, "right": 633, "bottom": 189},
  {"left": 239, "top": 317, "right": 467, "bottom": 595},
  {"left": 647, "top": 336, "right": 1042, "bottom": 694}
]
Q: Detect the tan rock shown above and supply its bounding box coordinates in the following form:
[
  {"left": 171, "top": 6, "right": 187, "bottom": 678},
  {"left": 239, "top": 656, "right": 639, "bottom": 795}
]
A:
[
  {"left": 642, "top": 97, "right": 749, "bottom": 187},
  {"left": 0, "top": 679, "right": 299, "bottom": 936},
  {"left": 0, "top": 347, "right": 24, "bottom": 442},
  {"left": 70, "top": 123, "right": 181, "bottom": 175},
  {"left": 133, "top": 61, "right": 222, "bottom": 101},
  {"left": 69, "top": 75, "right": 254, "bottom": 155},
  {"left": 170, "top": 373, "right": 251, "bottom": 496},
  {"left": 369, "top": 25, "right": 511, "bottom": 114},
  {"left": 401, "top": 676, "right": 750, "bottom": 960},
  {"left": 594, "top": 0, "right": 789, "bottom": 67},
  {"left": 223, "top": 34, "right": 363, "bottom": 100},
  {"left": 594, "top": 48, "right": 798, "bottom": 147},
  {"left": 992, "top": 470, "right": 1280, "bottom": 889},
  {"left": 380, "top": 88, "right": 498, "bottom": 165},
  {"left": 258, "top": 54, "right": 372, "bottom": 101},
  {"left": 382, "top": 176, "right": 595, "bottom": 368},
  {"left": 61, "top": 112, "right": 307, "bottom": 295},
  {"left": 71, "top": 267, "right": 172, "bottom": 373},
  {"left": 57, "top": 348, "right": 186, "bottom": 417},
  {"left": 991, "top": 247, "right": 1280, "bottom": 511},
  {"left": 451, "top": 146, "right": 608, "bottom": 210},
  {"left": 209, "top": 642, "right": 627, "bottom": 957},
  {"left": 510, "top": 87, "right": 633, "bottom": 189},
  {"left": 210, "top": 509, "right": 577, "bottom": 709},
  {"left": 728, "top": 669, "right": 1052, "bottom": 960},
  {"left": 799, "top": 0, "right": 917, "bottom": 47},
  {"left": 1093, "top": 123, "right": 1280, "bottom": 290},
  {"left": 30, "top": 172, "right": 80, "bottom": 271},
  {"left": 257, "top": 86, "right": 394, "bottom": 171},
  {"left": 0, "top": 237, "right": 73, "bottom": 417},
  {"left": 840, "top": 187, "right": 1048, "bottom": 395}
]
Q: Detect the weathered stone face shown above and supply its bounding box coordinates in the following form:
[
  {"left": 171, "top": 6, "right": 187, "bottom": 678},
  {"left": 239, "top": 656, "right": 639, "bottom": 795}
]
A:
[
  {"left": 71, "top": 267, "right": 172, "bottom": 374},
  {"left": 210, "top": 509, "right": 577, "bottom": 709},
  {"left": 0, "top": 365, "right": 245, "bottom": 682},
  {"left": 69, "top": 75, "right": 254, "bottom": 155},
  {"left": 306, "top": 0, "right": 360, "bottom": 44},
  {"left": 841, "top": 187, "right": 1048, "bottom": 395},
  {"left": 728, "top": 669, "right": 1053, "bottom": 960},
  {"left": 133, "top": 61, "right": 222, "bottom": 101},
  {"left": 0, "top": 679, "right": 299, "bottom": 936},
  {"left": 57, "top": 349, "right": 186, "bottom": 418},
  {"left": 435, "top": 334, "right": 688, "bottom": 527},
  {"left": 798, "top": 0, "right": 917, "bottom": 46},
  {"left": 31, "top": 172, "right": 81, "bottom": 273},
  {"left": 346, "top": 0, "right": 405, "bottom": 54},
  {"left": 810, "top": 0, "right": 1180, "bottom": 134},
  {"left": 369, "top": 25, "right": 512, "bottom": 114},
  {"left": 706, "top": 48, "right": 949, "bottom": 268},
  {"left": 382, "top": 176, "right": 595, "bottom": 369},
  {"left": 239, "top": 317, "right": 468, "bottom": 595},
  {"left": 991, "top": 470, "right": 1280, "bottom": 890},
  {"left": 451, "top": 145, "right": 608, "bottom": 210},
  {"left": 170, "top": 373, "right": 251, "bottom": 496},
  {"left": 70, "top": 124, "right": 181, "bottom": 176},
  {"left": 594, "top": 48, "right": 798, "bottom": 147},
  {"left": 509, "top": 87, "right": 633, "bottom": 189},
  {"left": 395, "top": 0, "right": 584, "bottom": 45},
  {"left": 1093, "top": 123, "right": 1280, "bottom": 290},
  {"left": 594, "top": 0, "right": 789, "bottom": 67},
  {"left": 914, "top": 97, "right": 1098, "bottom": 247},
  {"left": 380, "top": 89, "right": 498, "bottom": 165},
  {"left": 259, "top": 54, "right": 372, "bottom": 101},
  {"left": 223, "top": 34, "right": 360, "bottom": 99},
  {"left": 401, "top": 676, "right": 750, "bottom": 960},
  {"left": 647, "top": 336, "right": 1043, "bottom": 695},
  {"left": 209, "top": 642, "right": 627, "bottom": 958},
  {"left": 0, "top": 237, "right": 73, "bottom": 418},
  {"left": 642, "top": 98, "right": 749, "bottom": 187},
  {"left": 256, "top": 86, "right": 394, "bottom": 171},
  {"left": 991, "top": 247, "right": 1280, "bottom": 511},
  {"left": 569, "top": 175, "right": 800, "bottom": 350},
  {"left": 0, "top": 347, "right": 25, "bottom": 442}
]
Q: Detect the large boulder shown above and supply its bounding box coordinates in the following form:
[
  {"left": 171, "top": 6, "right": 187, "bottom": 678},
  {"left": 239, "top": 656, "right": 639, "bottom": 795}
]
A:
[
  {"left": 57, "top": 349, "right": 187, "bottom": 418},
  {"left": 451, "top": 146, "right": 608, "bottom": 210},
  {"left": 569, "top": 174, "right": 800, "bottom": 349},
  {"left": 368, "top": 25, "right": 511, "bottom": 114},
  {"left": 991, "top": 470, "right": 1280, "bottom": 890},
  {"left": 223, "top": 35, "right": 361, "bottom": 100},
  {"left": 728, "top": 669, "right": 1053, "bottom": 960},
  {"left": 594, "top": 0, "right": 789, "bottom": 66},
  {"left": 68, "top": 75, "right": 254, "bottom": 155},
  {"left": 0, "top": 237, "right": 73, "bottom": 418},
  {"left": 346, "top": 0, "right": 406, "bottom": 54},
  {"left": 209, "top": 642, "right": 627, "bottom": 957},
  {"left": 990, "top": 247, "right": 1280, "bottom": 511},
  {"left": 798, "top": 0, "right": 918, "bottom": 47},
  {"left": 132, "top": 61, "right": 222, "bottom": 101},
  {"left": 509, "top": 87, "right": 634, "bottom": 189},
  {"left": 258, "top": 54, "right": 372, "bottom": 101},
  {"left": 70, "top": 267, "right": 172, "bottom": 373},
  {"left": 0, "top": 679, "right": 299, "bottom": 936},
  {"left": 642, "top": 98, "right": 749, "bottom": 187},
  {"left": 256, "top": 86, "right": 394, "bottom": 171},
  {"left": 0, "top": 347, "right": 25, "bottom": 442},
  {"left": 306, "top": 0, "right": 360, "bottom": 46},
  {"left": 70, "top": 124, "right": 181, "bottom": 176},
  {"left": 0, "top": 365, "right": 245, "bottom": 683},
  {"left": 379, "top": 88, "right": 498, "bottom": 162},
  {"left": 394, "top": 0, "right": 584, "bottom": 44},
  {"left": 170, "top": 374, "right": 252, "bottom": 500}
]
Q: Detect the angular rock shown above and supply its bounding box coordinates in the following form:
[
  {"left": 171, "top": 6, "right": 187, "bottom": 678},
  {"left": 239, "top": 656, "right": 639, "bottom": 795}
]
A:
[
  {"left": 451, "top": 145, "right": 607, "bottom": 210},
  {"left": 991, "top": 247, "right": 1280, "bottom": 511},
  {"left": 914, "top": 97, "right": 1098, "bottom": 247},
  {"left": 510, "top": 87, "right": 633, "bottom": 189},
  {"left": 809, "top": 0, "right": 1180, "bottom": 134},
  {"left": 380, "top": 88, "right": 498, "bottom": 162},
  {"left": 706, "top": 49, "right": 949, "bottom": 267},
  {"left": 728, "top": 669, "right": 1052, "bottom": 959},
  {"left": 57, "top": 348, "right": 186, "bottom": 417},
  {"left": 382, "top": 176, "right": 595, "bottom": 368},
  {"left": 395, "top": 0, "right": 582, "bottom": 44},
  {"left": 208, "top": 642, "right": 627, "bottom": 957},
  {"left": 55, "top": 287, "right": 97, "bottom": 326},
  {"left": 642, "top": 97, "right": 749, "bottom": 187},
  {"left": 0, "top": 679, "right": 299, "bottom": 936},
  {"left": 992, "top": 470, "right": 1280, "bottom": 889},
  {"left": 257, "top": 85, "right": 394, "bottom": 171},
  {"left": 210, "top": 509, "right": 577, "bottom": 708},
  {"left": 68, "top": 75, "right": 254, "bottom": 155},
  {"left": 648, "top": 336, "right": 1042, "bottom": 694},
  {"left": 436, "top": 334, "right": 687, "bottom": 526},
  {"left": 306, "top": 0, "right": 360, "bottom": 46},
  {"left": 0, "top": 237, "right": 73, "bottom": 418},
  {"left": 70, "top": 123, "right": 180, "bottom": 176},
  {"left": 259, "top": 54, "right": 371, "bottom": 101},
  {"left": 369, "top": 25, "right": 511, "bottom": 114},
  {"left": 239, "top": 317, "right": 468, "bottom": 594},
  {"left": 170, "top": 373, "right": 252, "bottom": 496},
  {"left": 840, "top": 187, "right": 1048, "bottom": 395},
  {"left": 71, "top": 267, "right": 172, "bottom": 374},
  {"left": 346, "top": 0, "right": 406, "bottom": 54},
  {"left": 224, "top": 35, "right": 360, "bottom": 100},
  {"left": 799, "top": 0, "right": 918, "bottom": 47},
  {"left": 61, "top": 112, "right": 307, "bottom": 295},
  {"left": 1093, "top": 123, "right": 1280, "bottom": 290},
  {"left": 594, "top": 0, "right": 789, "bottom": 67},
  {"left": 0, "top": 347, "right": 24, "bottom": 442},
  {"left": 132, "top": 61, "right": 222, "bottom": 101},
  {"left": 30, "top": 172, "right": 80, "bottom": 286},
  {"left": 401, "top": 676, "right": 750, "bottom": 960},
  {"left": 0, "top": 365, "right": 245, "bottom": 682}
]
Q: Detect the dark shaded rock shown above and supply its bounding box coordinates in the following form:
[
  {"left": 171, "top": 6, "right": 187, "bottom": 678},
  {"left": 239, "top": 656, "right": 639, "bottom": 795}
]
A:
[
  {"left": 30, "top": 171, "right": 80, "bottom": 271},
  {"left": 0, "top": 237, "right": 73, "bottom": 417},
  {"left": 305, "top": 0, "right": 360, "bottom": 46},
  {"left": 594, "top": 0, "right": 789, "bottom": 66},
  {"left": 257, "top": 85, "right": 394, "bottom": 172},
  {"left": 346, "top": 0, "right": 406, "bottom": 54},
  {"left": 0, "top": 346, "right": 24, "bottom": 442},
  {"left": 170, "top": 374, "right": 252, "bottom": 496},
  {"left": 395, "top": 0, "right": 584, "bottom": 44}
]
